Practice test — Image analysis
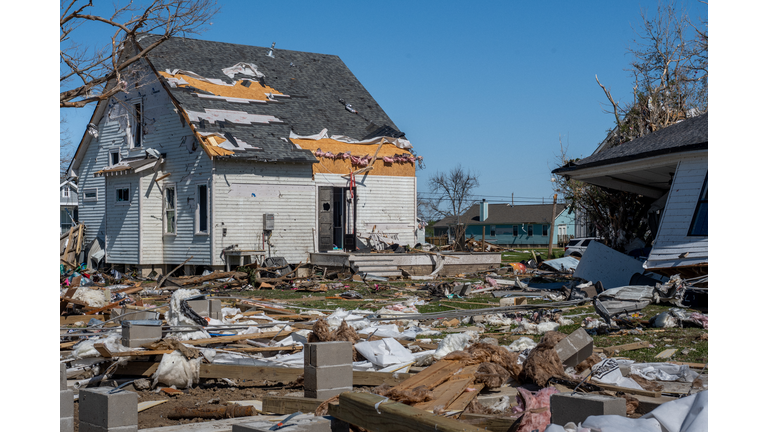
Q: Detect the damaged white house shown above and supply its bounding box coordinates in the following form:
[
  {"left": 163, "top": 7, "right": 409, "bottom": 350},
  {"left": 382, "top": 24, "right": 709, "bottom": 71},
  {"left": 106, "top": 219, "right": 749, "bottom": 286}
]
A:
[
  {"left": 67, "top": 35, "right": 421, "bottom": 275},
  {"left": 552, "top": 113, "right": 708, "bottom": 279}
]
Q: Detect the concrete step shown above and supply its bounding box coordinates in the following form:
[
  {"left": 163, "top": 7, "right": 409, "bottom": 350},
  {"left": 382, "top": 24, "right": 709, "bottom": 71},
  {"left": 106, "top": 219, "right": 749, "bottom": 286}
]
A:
[
  {"left": 349, "top": 258, "right": 395, "bottom": 264},
  {"left": 359, "top": 270, "right": 403, "bottom": 277},
  {"left": 352, "top": 265, "right": 400, "bottom": 272}
]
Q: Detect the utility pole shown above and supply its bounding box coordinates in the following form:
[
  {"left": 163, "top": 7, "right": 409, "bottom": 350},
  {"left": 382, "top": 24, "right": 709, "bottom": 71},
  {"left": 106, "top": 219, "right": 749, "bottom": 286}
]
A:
[{"left": 548, "top": 194, "right": 557, "bottom": 258}]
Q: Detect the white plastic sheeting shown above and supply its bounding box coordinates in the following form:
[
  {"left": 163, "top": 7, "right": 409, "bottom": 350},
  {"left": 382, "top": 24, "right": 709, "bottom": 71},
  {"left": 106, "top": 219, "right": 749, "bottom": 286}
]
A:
[
  {"left": 544, "top": 391, "right": 708, "bottom": 432},
  {"left": 166, "top": 289, "right": 209, "bottom": 340},
  {"left": 355, "top": 338, "right": 415, "bottom": 368},
  {"left": 630, "top": 363, "right": 699, "bottom": 383},
  {"left": 509, "top": 337, "right": 538, "bottom": 352},
  {"left": 434, "top": 332, "right": 478, "bottom": 359},
  {"left": 590, "top": 359, "right": 644, "bottom": 390},
  {"left": 72, "top": 332, "right": 132, "bottom": 359}
]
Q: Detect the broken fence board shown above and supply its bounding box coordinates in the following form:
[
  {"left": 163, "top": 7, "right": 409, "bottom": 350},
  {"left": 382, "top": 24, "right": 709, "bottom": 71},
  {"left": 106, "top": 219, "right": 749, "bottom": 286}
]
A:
[
  {"left": 390, "top": 359, "right": 465, "bottom": 393},
  {"left": 329, "top": 392, "right": 485, "bottom": 432},
  {"left": 457, "top": 413, "right": 516, "bottom": 432},
  {"left": 413, "top": 377, "right": 474, "bottom": 412},
  {"left": 445, "top": 383, "right": 485, "bottom": 413}
]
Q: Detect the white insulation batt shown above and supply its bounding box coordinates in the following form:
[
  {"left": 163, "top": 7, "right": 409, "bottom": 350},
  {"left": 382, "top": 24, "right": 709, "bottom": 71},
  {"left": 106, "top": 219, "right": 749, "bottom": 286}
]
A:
[
  {"left": 73, "top": 287, "right": 111, "bottom": 308},
  {"left": 434, "top": 332, "right": 478, "bottom": 359},
  {"left": 166, "top": 289, "right": 209, "bottom": 340},
  {"left": 73, "top": 332, "right": 132, "bottom": 359},
  {"left": 152, "top": 351, "right": 202, "bottom": 389}
]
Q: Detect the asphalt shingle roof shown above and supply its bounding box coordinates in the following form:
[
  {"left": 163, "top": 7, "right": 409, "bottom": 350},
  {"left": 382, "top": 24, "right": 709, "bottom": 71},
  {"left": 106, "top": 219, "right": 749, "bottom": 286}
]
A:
[
  {"left": 139, "top": 35, "right": 404, "bottom": 163},
  {"left": 553, "top": 112, "right": 708, "bottom": 174},
  {"left": 433, "top": 204, "right": 566, "bottom": 227}
]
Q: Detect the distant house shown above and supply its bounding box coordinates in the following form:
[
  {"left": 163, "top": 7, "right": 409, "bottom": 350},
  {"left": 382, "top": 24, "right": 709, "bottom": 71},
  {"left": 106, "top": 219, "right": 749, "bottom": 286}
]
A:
[
  {"left": 433, "top": 203, "right": 575, "bottom": 247},
  {"left": 67, "top": 35, "right": 420, "bottom": 275},
  {"left": 60, "top": 180, "right": 78, "bottom": 234},
  {"left": 552, "top": 113, "right": 707, "bottom": 278}
]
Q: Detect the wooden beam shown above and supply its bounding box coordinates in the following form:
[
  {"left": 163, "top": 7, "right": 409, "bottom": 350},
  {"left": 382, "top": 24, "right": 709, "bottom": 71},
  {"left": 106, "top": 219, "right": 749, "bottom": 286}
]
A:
[
  {"left": 594, "top": 383, "right": 661, "bottom": 398},
  {"left": 457, "top": 413, "right": 515, "bottom": 432},
  {"left": 328, "top": 392, "right": 485, "bottom": 432},
  {"left": 262, "top": 396, "right": 324, "bottom": 415}
]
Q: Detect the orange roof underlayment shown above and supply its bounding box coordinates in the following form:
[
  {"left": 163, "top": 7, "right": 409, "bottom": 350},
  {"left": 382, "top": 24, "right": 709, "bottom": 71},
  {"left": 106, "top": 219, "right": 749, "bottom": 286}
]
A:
[
  {"left": 159, "top": 72, "right": 283, "bottom": 101},
  {"left": 291, "top": 138, "right": 416, "bottom": 177},
  {"left": 200, "top": 135, "right": 235, "bottom": 157}
]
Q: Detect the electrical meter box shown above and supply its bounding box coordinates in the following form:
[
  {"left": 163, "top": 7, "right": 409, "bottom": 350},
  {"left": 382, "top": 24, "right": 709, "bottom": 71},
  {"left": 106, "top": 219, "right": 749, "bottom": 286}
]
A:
[{"left": 263, "top": 213, "right": 274, "bottom": 231}]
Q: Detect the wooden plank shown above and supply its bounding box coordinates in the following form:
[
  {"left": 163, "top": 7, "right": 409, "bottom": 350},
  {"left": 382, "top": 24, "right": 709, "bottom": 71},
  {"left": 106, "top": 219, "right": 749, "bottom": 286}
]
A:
[
  {"left": 457, "top": 413, "right": 515, "bottom": 432},
  {"left": 138, "top": 400, "right": 168, "bottom": 412},
  {"left": 183, "top": 330, "right": 291, "bottom": 346},
  {"left": 116, "top": 362, "right": 412, "bottom": 386},
  {"left": 667, "top": 361, "right": 707, "bottom": 369},
  {"left": 413, "top": 377, "right": 474, "bottom": 412},
  {"left": 655, "top": 348, "right": 678, "bottom": 359},
  {"left": 594, "top": 383, "right": 661, "bottom": 398},
  {"left": 328, "top": 392, "right": 485, "bottom": 432},
  {"left": 93, "top": 343, "right": 113, "bottom": 358},
  {"left": 85, "top": 299, "right": 125, "bottom": 315},
  {"left": 219, "top": 345, "right": 302, "bottom": 354},
  {"left": 262, "top": 396, "right": 324, "bottom": 415},
  {"left": 390, "top": 359, "right": 465, "bottom": 392},
  {"left": 596, "top": 340, "right": 650, "bottom": 355},
  {"left": 445, "top": 383, "right": 485, "bottom": 412}
]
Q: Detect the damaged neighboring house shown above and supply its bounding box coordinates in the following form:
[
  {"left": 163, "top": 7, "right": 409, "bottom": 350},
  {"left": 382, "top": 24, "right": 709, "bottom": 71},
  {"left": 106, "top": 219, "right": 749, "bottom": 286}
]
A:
[
  {"left": 60, "top": 180, "right": 79, "bottom": 234},
  {"left": 552, "top": 113, "right": 708, "bottom": 278},
  {"left": 67, "top": 35, "right": 420, "bottom": 275}
]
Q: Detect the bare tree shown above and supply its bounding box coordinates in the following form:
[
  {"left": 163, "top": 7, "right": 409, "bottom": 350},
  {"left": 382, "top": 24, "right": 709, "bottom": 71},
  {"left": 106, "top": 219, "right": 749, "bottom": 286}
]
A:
[
  {"left": 60, "top": 0, "right": 219, "bottom": 108},
  {"left": 428, "top": 165, "right": 479, "bottom": 249},
  {"left": 61, "top": 118, "right": 75, "bottom": 181},
  {"left": 596, "top": 2, "right": 707, "bottom": 149}
]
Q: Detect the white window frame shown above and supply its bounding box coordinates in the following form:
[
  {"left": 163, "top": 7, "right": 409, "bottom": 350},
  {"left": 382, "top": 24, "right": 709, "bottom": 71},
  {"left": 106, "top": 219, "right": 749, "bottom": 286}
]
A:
[
  {"left": 83, "top": 188, "right": 98, "bottom": 202},
  {"left": 128, "top": 99, "right": 144, "bottom": 149},
  {"left": 109, "top": 147, "right": 121, "bottom": 167},
  {"left": 62, "top": 187, "right": 69, "bottom": 198},
  {"left": 195, "top": 182, "right": 210, "bottom": 235},
  {"left": 163, "top": 183, "right": 177, "bottom": 235},
  {"left": 115, "top": 183, "right": 130, "bottom": 206}
]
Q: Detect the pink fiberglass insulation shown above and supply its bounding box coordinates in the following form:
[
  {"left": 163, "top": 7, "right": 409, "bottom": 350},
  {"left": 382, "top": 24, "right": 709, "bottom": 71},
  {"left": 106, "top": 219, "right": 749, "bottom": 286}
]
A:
[{"left": 511, "top": 387, "right": 560, "bottom": 432}]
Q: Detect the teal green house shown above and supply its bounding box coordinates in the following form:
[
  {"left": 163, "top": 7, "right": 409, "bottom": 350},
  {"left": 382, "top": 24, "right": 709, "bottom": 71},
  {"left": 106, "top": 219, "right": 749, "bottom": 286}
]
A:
[{"left": 445, "top": 202, "right": 576, "bottom": 247}]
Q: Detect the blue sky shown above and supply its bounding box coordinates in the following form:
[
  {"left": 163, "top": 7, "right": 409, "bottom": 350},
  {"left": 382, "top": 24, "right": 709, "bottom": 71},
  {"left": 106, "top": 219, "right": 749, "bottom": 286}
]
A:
[{"left": 59, "top": 0, "right": 709, "bottom": 207}]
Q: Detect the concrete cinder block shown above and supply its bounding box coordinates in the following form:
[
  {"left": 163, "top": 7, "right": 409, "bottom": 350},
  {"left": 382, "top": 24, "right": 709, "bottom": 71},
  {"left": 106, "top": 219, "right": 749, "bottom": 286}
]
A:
[
  {"left": 550, "top": 393, "right": 627, "bottom": 426},
  {"left": 61, "top": 389, "right": 74, "bottom": 418},
  {"left": 304, "top": 364, "right": 353, "bottom": 391},
  {"left": 304, "top": 387, "right": 351, "bottom": 400},
  {"left": 554, "top": 328, "right": 594, "bottom": 368},
  {"left": 304, "top": 342, "right": 353, "bottom": 367},
  {"left": 61, "top": 363, "right": 68, "bottom": 390},
  {"left": 187, "top": 299, "right": 209, "bottom": 316},
  {"left": 500, "top": 296, "right": 527, "bottom": 306},
  {"left": 121, "top": 323, "right": 163, "bottom": 348},
  {"left": 79, "top": 387, "right": 138, "bottom": 429},
  {"left": 60, "top": 416, "right": 74, "bottom": 432}
]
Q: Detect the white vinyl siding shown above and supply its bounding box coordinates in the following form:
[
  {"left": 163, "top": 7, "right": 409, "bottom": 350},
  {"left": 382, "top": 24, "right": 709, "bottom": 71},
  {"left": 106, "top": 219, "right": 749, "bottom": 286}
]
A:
[{"left": 646, "top": 156, "right": 708, "bottom": 269}]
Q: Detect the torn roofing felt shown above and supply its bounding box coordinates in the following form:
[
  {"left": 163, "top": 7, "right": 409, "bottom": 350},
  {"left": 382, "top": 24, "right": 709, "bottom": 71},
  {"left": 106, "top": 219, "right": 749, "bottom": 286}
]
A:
[{"left": 138, "top": 34, "right": 405, "bottom": 163}]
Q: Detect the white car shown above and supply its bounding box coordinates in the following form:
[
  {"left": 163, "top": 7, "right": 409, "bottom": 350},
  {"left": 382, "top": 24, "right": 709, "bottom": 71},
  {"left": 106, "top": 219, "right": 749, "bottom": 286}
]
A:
[{"left": 563, "top": 237, "right": 602, "bottom": 258}]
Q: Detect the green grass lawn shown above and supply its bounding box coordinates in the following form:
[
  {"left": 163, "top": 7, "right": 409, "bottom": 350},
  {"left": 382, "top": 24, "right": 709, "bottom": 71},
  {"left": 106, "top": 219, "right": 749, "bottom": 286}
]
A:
[{"left": 502, "top": 248, "right": 565, "bottom": 262}]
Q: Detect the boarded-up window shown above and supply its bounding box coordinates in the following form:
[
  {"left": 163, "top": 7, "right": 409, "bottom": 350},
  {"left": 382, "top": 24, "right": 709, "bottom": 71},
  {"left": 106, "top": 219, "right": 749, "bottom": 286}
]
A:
[{"left": 688, "top": 175, "right": 708, "bottom": 236}]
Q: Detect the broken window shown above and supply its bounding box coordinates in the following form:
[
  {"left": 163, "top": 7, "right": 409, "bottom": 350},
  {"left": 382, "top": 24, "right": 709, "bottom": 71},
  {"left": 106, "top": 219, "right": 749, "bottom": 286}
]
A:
[
  {"left": 109, "top": 149, "right": 121, "bottom": 166},
  {"left": 83, "top": 188, "right": 98, "bottom": 202},
  {"left": 131, "top": 102, "right": 143, "bottom": 148},
  {"left": 513, "top": 226, "right": 519, "bottom": 236},
  {"left": 688, "top": 175, "right": 708, "bottom": 236},
  {"left": 490, "top": 225, "right": 496, "bottom": 236},
  {"left": 543, "top": 224, "right": 548, "bottom": 237},
  {"left": 196, "top": 184, "right": 209, "bottom": 234},
  {"left": 527, "top": 225, "right": 533, "bottom": 236},
  {"left": 164, "top": 186, "right": 176, "bottom": 234},
  {"left": 116, "top": 186, "right": 130, "bottom": 204}
]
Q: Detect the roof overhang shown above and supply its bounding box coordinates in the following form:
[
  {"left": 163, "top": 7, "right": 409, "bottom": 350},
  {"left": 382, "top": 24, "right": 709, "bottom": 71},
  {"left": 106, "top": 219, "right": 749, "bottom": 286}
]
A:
[
  {"left": 553, "top": 149, "right": 707, "bottom": 199},
  {"left": 94, "top": 157, "right": 164, "bottom": 177}
]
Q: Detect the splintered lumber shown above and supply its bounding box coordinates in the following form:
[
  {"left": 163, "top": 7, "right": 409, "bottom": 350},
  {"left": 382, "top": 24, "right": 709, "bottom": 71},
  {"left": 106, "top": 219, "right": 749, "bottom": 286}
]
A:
[
  {"left": 116, "top": 362, "right": 412, "bottom": 386},
  {"left": 184, "top": 330, "right": 292, "bottom": 346},
  {"left": 445, "top": 383, "right": 485, "bottom": 413},
  {"left": 262, "top": 396, "right": 325, "bottom": 415},
  {"left": 594, "top": 383, "right": 662, "bottom": 398},
  {"left": 413, "top": 364, "right": 479, "bottom": 412},
  {"left": 389, "top": 359, "right": 466, "bottom": 393},
  {"left": 328, "top": 392, "right": 485, "bottom": 432},
  {"left": 220, "top": 345, "right": 303, "bottom": 354},
  {"left": 181, "top": 271, "right": 247, "bottom": 286}
]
